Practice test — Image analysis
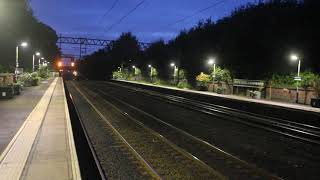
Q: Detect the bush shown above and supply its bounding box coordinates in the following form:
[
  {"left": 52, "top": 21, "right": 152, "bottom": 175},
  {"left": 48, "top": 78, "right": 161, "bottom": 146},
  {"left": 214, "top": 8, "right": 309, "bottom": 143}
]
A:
[
  {"left": 38, "top": 66, "right": 49, "bottom": 79},
  {"left": 18, "top": 73, "right": 40, "bottom": 87},
  {"left": 177, "top": 81, "right": 192, "bottom": 89},
  {"left": 216, "top": 87, "right": 226, "bottom": 94},
  {"left": 112, "top": 71, "right": 125, "bottom": 80}
]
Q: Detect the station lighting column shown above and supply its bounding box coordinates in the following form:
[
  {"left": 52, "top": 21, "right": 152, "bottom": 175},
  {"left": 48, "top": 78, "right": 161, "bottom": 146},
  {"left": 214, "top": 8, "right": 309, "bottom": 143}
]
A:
[
  {"left": 15, "top": 42, "right": 28, "bottom": 74},
  {"left": 170, "top": 62, "right": 178, "bottom": 84},
  {"left": 39, "top": 57, "right": 44, "bottom": 70},
  {"left": 208, "top": 58, "right": 216, "bottom": 83},
  {"left": 290, "top": 54, "right": 302, "bottom": 103},
  {"left": 132, "top": 65, "right": 137, "bottom": 80},
  {"left": 33, "top": 52, "right": 41, "bottom": 72},
  {"left": 148, "top": 64, "right": 154, "bottom": 82}
]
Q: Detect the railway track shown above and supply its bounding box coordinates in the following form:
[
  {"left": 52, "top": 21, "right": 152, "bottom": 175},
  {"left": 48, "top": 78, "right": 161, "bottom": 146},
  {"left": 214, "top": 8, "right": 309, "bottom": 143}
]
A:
[
  {"left": 105, "top": 82, "right": 320, "bottom": 145},
  {"left": 70, "top": 82, "right": 226, "bottom": 179},
  {"left": 75, "top": 82, "right": 281, "bottom": 179}
]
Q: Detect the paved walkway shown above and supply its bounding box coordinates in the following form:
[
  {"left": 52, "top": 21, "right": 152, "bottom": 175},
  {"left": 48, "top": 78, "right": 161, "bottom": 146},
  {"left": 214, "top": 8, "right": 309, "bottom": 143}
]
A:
[
  {"left": 116, "top": 80, "right": 320, "bottom": 113},
  {"left": 0, "top": 79, "right": 53, "bottom": 154},
  {"left": 0, "top": 78, "right": 81, "bottom": 180}
]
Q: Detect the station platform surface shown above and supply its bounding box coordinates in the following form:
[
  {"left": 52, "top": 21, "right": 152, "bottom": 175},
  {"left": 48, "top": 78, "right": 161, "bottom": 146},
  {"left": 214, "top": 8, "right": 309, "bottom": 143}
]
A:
[
  {"left": 0, "top": 78, "right": 81, "bottom": 180},
  {"left": 116, "top": 80, "right": 320, "bottom": 113}
]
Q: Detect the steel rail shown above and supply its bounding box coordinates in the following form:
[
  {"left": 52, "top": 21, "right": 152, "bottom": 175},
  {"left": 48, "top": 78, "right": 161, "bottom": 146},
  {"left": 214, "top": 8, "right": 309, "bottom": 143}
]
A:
[
  {"left": 85, "top": 83, "right": 281, "bottom": 179},
  {"left": 105, "top": 82, "right": 320, "bottom": 145},
  {"left": 64, "top": 83, "right": 107, "bottom": 180},
  {"left": 70, "top": 82, "right": 162, "bottom": 180}
]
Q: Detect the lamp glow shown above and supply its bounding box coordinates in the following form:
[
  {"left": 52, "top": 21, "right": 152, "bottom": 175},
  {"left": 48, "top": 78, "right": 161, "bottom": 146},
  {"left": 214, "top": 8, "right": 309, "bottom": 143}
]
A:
[
  {"left": 290, "top": 54, "right": 298, "bottom": 61},
  {"left": 208, "top": 58, "right": 215, "bottom": 65},
  {"left": 20, "top": 42, "right": 28, "bottom": 47}
]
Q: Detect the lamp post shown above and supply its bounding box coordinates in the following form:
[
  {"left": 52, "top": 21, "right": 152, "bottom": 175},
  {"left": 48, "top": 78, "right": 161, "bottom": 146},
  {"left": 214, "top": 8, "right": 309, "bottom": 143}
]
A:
[
  {"left": 148, "top": 64, "right": 153, "bottom": 82},
  {"left": 39, "top": 57, "right": 44, "bottom": 70},
  {"left": 15, "top": 42, "right": 28, "bottom": 74},
  {"left": 33, "top": 52, "right": 41, "bottom": 72},
  {"left": 208, "top": 58, "right": 216, "bottom": 81},
  {"left": 208, "top": 58, "right": 216, "bottom": 92},
  {"left": 170, "top": 62, "right": 178, "bottom": 83},
  {"left": 132, "top": 65, "right": 136, "bottom": 80},
  {"left": 290, "top": 54, "right": 301, "bottom": 103}
]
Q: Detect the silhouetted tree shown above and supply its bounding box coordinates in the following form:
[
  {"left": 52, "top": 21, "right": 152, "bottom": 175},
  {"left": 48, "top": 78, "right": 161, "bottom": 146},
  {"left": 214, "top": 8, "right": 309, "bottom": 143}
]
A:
[
  {"left": 81, "top": 0, "right": 320, "bottom": 85},
  {"left": 0, "top": 0, "right": 60, "bottom": 72}
]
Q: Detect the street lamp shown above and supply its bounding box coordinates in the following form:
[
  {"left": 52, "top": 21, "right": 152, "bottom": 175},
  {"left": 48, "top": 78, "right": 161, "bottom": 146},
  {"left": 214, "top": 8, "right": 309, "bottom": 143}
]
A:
[
  {"left": 148, "top": 64, "right": 153, "bottom": 81},
  {"left": 39, "top": 57, "right": 45, "bottom": 69},
  {"left": 208, "top": 58, "right": 216, "bottom": 79},
  {"left": 170, "top": 62, "right": 178, "bottom": 83},
  {"left": 15, "top": 42, "right": 28, "bottom": 74},
  {"left": 290, "top": 54, "right": 302, "bottom": 103},
  {"left": 132, "top": 65, "right": 136, "bottom": 74},
  {"left": 33, "top": 52, "right": 41, "bottom": 72}
]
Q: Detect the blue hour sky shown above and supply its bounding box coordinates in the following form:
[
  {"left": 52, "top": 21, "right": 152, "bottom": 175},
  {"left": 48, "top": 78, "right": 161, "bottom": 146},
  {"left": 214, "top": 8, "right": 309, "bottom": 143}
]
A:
[{"left": 30, "top": 0, "right": 255, "bottom": 55}]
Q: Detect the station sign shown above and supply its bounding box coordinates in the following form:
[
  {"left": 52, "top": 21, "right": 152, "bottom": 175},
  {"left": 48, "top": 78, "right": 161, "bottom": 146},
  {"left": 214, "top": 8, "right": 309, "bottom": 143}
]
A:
[
  {"left": 294, "top": 76, "right": 302, "bottom": 81},
  {"left": 233, "top": 79, "right": 265, "bottom": 87}
]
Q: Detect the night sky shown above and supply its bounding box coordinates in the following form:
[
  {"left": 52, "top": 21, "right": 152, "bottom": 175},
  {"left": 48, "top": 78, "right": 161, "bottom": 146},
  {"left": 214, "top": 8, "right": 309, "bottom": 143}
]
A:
[{"left": 30, "top": 0, "right": 254, "bottom": 55}]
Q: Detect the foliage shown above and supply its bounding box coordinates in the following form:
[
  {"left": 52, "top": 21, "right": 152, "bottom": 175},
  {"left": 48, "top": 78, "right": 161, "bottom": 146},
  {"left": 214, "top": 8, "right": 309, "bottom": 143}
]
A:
[
  {"left": 178, "top": 69, "right": 187, "bottom": 81},
  {"left": 270, "top": 74, "right": 295, "bottom": 88},
  {"left": 81, "top": 0, "right": 319, "bottom": 85},
  {"left": 38, "top": 66, "right": 49, "bottom": 79},
  {"left": 271, "top": 71, "right": 320, "bottom": 90},
  {"left": 133, "top": 67, "right": 142, "bottom": 76},
  {"left": 18, "top": 73, "right": 40, "bottom": 87},
  {"left": 196, "top": 72, "right": 211, "bottom": 83},
  {"left": 0, "top": 65, "right": 7, "bottom": 73},
  {"left": 314, "top": 78, "right": 320, "bottom": 98},
  {"left": 212, "top": 66, "right": 233, "bottom": 84},
  {"left": 112, "top": 71, "right": 125, "bottom": 80},
  {"left": 177, "top": 81, "right": 192, "bottom": 89},
  {"left": 151, "top": 68, "right": 158, "bottom": 78},
  {"left": 300, "top": 71, "right": 319, "bottom": 89}
]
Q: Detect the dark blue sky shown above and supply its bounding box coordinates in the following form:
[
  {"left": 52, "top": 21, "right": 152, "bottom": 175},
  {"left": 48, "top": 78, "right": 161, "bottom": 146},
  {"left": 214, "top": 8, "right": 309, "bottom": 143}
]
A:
[{"left": 30, "top": 0, "right": 254, "bottom": 55}]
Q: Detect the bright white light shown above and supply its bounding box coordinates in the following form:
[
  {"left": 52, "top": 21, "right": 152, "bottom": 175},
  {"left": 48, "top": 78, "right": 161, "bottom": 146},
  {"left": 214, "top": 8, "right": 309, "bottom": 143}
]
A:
[
  {"left": 20, "top": 42, "right": 28, "bottom": 47},
  {"left": 170, "top": 63, "right": 175, "bottom": 67},
  {"left": 41, "top": 57, "right": 44, "bottom": 60},
  {"left": 208, "top": 58, "right": 215, "bottom": 65},
  {"left": 148, "top": 64, "right": 152, "bottom": 68},
  {"left": 132, "top": 65, "right": 136, "bottom": 68},
  {"left": 35, "top": 52, "right": 41, "bottom": 56},
  {"left": 73, "top": 71, "right": 78, "bottom": 76},
  {"left": 290, "top": 54, "right": 298, "bottom": 61}
]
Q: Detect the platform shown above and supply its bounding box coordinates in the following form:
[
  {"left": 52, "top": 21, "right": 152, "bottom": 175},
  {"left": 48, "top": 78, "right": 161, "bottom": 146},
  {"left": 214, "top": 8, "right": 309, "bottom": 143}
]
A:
[
  {"left": 116, "top": 80, "right": 320, "bottom": 113},
  {"left": 0, "top": 78, "right": 81, "bottom": 180}
]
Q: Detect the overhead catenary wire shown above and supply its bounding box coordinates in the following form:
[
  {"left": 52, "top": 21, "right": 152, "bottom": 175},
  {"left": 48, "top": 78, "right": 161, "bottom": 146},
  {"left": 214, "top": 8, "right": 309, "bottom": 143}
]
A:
[
  {"left": 97, "top": 0, "right": 120, "bottom": 25},
  {"left": 169, "top": 0, "right": 228, "bottom": 26},
  {"left": 105, "top": 0, "right": 146, "bottom": 33}
]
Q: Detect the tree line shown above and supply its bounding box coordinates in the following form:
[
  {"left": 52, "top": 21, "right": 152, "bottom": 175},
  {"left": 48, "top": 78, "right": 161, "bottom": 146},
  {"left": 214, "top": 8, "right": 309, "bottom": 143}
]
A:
[
  {"left": 0, "top": 0, "right": 60, "bottom": 73},
  {"left": 80, "top": 0, "right": 320, "bottom": 86}
]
